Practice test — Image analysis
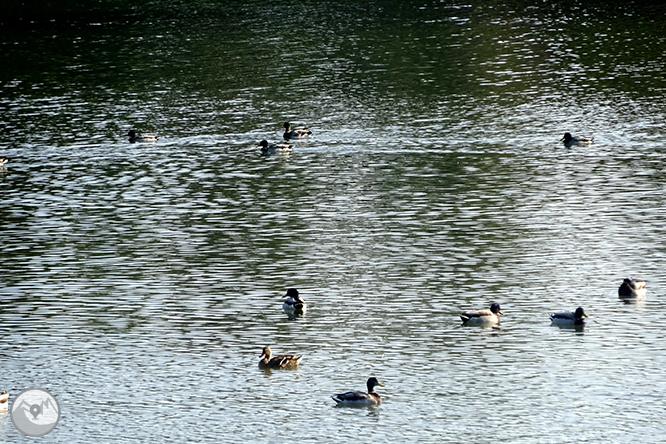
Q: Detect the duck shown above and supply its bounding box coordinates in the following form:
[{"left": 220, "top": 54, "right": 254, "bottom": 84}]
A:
[
  {"left": 550, "top": 307, "right": 587, "bottom": 326},
  {"left": 258, "top": 346, "right": 302, "bottom": 369},
  {"left": 258, "top": 140, "right": 293, "bottom": 154},
  {"left": 332, "top": 377, "right": 385, "bottom": 407},
  {"left": 283, "top": 122, "right": 312, "bottom": 140},
  {"left": 561, "top": 132, "right": 594, "bottom": 145},
  {"left": 618, "top": 277, "right": 647, "bottom": 298},
  {"left": 460, "top": 303, "right": 502, "bottom": 326},
  {"left": 282, "top": 288, "right": 306, "bottom": 314},
  {"left": 0, "top": 391, "right": 8, "bottom": 412},
  {"left": 128, "top": 130, "right": 158, "bottom": 143}
]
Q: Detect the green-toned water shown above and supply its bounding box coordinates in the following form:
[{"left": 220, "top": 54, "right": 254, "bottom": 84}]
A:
[{"left": 1, "top": 1, "right": 666, "bottom": 442}]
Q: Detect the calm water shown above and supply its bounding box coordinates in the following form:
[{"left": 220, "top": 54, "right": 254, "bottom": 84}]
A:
[{"left": 1, "top": 1, "right": 666, "bottom": 442}]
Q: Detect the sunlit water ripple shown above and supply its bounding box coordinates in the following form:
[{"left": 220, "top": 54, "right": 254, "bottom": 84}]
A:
[{"left": 1, "top": 1, "right": 666, "bottom": 442}]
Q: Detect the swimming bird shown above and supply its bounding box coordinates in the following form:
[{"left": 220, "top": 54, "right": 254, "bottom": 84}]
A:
[
  {"left": 128, "top": 130, "right": 158, "bottom": 143},
  {"left": 258, "top": 346, "right": 302, "bottom": 369},
  {"left": 258, "top": 140, "right": 293, "bottom": 154},
  {"left": 282, "top": 288, "right": 306, "bottom": 314},
  {"left": 332, "top": 377, "right": 385, "bottom": 407},
  {"left": 618, "top": 277, "right": 646, "bottom": 298},
  {"left": 550, "top": 307, "right": 587, "bottom": 326},
  {"left": 283, "top": 122, "right": 312, "bottom": 140},
  {"left": 0, "top": 391, "right": 8, "bottom": 412},
  {"left": 460, "top": 303, "right": 502, "bottom": 326},
  {"left": 561, "top": 132, "right": 594, "bottom": 145}
]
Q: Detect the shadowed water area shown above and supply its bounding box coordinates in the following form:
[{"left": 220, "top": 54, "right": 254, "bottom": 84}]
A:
[{"left": 1, "top": 0, "right": 666, "bottom": 442}]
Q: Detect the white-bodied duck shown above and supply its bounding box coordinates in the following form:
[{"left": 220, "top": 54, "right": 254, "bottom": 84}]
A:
[
  {"left": 258, "top": 140, "right": 293, "bottom": 154},
  {"left": 618, "top": 277, "right": 646, "bottom": 298},
  {"left": 128, "top": 130, "right": 158, "bottom": 143},
  {"left": 561, "top": 132, "right": 593, "bottom": 145},
  {"left": 0, "top": 391, "right": 8, "bottom": 412},
  {"left": 283, "top": 122, "right": 312, "bottom": 140},
  {"left": 332, "top": 377, "right": 385, "bottom": 407},
  {"left": 550, "top": 307, "right": 587, "bottom": 326},
  {"left": 460, "top": 303, "right": 502, "bottom": 326},
  {"left": 282, "top": 288, "right": 306, "bottom": 314}
]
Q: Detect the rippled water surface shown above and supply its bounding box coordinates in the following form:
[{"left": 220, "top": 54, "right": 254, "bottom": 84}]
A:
[{"left": 1, "top": 1, "right": 666, "bottom": 442}]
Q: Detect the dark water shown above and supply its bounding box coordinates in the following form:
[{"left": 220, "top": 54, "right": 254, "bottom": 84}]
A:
[{"left": 1, "top": 1, "right": 666, "bottom": 442}]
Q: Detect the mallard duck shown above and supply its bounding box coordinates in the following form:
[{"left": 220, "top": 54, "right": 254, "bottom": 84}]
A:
[
  {"left": 618, "top": 277, "right": 646, "bottom": 298},
  {"left": 258, "top": 346, "right": 302, "bottom": 369},
  {"left": 0, "top": 391, "right": 8, "bottom": 412},
  {"left": 550, "top": 307, "right": 587, "bottom": 326},
  {"left": 282, "top": 288, "right": 306, "bottom": 313},
  {"left": 332, "top": 377, "right": 385, "bottom": 407},
  {"left": 258, "top": 140, "right": 293, "bottom": 154},
  {"left": 561, "top": 132, "right": 594, "bottom": 145},
  {"left": 460, "top": 303, "right": 502, "bottom": 326},
  {"left": 128, "top": 130, "right": 158, "bottom": 143},
  {"left": 283, "top": 122, "right": 312, "bottom": 140}
]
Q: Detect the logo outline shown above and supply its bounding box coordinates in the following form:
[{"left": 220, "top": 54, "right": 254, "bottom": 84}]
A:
[{"left": 10, "top": 388, "right": 61, "bottom": 437}]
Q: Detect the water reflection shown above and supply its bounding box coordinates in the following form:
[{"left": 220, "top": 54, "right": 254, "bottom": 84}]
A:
[
  {"left": 1, "top": 0, "right": 666, "bottom": 442},
  {"left": 551, "top": 323, "right": 586, "bottom": 335},
  {"left": 284, "top": 311, "right": 306, "bottom": 321},
  {"left": 619, "top": 295, "right": 646, "bottom": 305}
]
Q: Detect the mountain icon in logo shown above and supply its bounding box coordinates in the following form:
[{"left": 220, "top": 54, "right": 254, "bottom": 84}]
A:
[{"left": 11, "top": 388, "right": 61, "bottom": 437}]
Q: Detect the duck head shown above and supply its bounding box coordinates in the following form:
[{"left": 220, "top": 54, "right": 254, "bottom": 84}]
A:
[
  {"left": 574, "top": 307, "right": 587, "bottom": 319},
  {"left": 366, "top": 377, "right": 385, "bottom": 393},
  {"left": 259, "top": 346, "right": 272, "bottom": 360},
  {"left": 285, "top": 288, "right": 303, "bottom": 302}
]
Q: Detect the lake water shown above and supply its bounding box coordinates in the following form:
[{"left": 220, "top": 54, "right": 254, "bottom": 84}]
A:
[{"left": 1, "top": 1, "right": 666, "bottom": 442}]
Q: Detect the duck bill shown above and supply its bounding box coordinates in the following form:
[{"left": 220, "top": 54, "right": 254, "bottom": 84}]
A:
[{"left": 377, "top": 382, "right": 385, "bottom": 387}]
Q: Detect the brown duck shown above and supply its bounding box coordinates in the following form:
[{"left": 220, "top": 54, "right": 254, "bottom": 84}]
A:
[{"left": 258, "top": 346, "right": 302, "bottom": 369}]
